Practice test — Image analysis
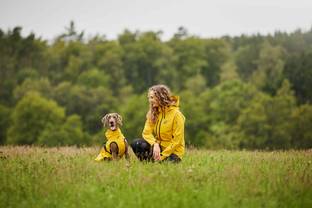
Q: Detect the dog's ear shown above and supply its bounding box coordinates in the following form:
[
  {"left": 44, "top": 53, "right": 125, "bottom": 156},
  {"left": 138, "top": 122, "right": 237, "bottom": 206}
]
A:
[
  {"left": 116, "top": 113, "right": 123, "bottom": 126},
  {"left": 101, "top": 114, "right": 109, "bottom": 127}
]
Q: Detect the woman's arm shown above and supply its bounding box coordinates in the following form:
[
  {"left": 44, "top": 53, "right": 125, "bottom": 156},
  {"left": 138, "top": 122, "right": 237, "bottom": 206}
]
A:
[
  {"left": 142, "top": 118, "right": 162, "bottom": 160},
  {"left": 160, "top": 112, "right": 185, "bottom": 160},
  {"left": 142, "top": 118, "right": 156, "bottom": 145}
]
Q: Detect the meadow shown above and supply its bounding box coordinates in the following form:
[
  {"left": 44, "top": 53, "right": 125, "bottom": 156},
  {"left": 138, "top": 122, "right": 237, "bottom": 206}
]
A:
[{"left": 0, "top": 146, "right": 311, "bottom": 208}]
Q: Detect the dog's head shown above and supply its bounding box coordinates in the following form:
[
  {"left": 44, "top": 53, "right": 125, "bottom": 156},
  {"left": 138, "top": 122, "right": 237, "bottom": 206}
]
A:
[{"left": 101, "top": 113, "right": 123, "bottom": 131}]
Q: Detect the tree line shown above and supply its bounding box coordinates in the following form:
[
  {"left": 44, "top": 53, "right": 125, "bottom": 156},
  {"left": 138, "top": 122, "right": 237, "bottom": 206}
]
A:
[{"left": 0, "top": 22, "right": 311, "bottom": 149}]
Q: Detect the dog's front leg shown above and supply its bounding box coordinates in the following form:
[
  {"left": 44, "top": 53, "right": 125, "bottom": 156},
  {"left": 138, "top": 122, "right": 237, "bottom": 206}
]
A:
[{"left": 110, "top": 142, "right": 119, "bottom": 160}]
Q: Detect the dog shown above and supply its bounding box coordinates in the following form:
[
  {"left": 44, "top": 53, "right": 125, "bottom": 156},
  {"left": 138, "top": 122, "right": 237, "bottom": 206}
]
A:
[{"left": 94, "top": 113, "right": 130, "bottom": 161}]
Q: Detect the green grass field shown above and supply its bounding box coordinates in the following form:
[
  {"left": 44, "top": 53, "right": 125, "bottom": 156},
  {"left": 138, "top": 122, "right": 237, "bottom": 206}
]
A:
[{"left": 0, "top": 146, "right": 311, "bottom": 208}]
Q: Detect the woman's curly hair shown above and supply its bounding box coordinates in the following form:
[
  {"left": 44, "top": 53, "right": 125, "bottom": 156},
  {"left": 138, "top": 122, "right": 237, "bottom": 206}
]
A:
[{"left": 147, "top": 84, "right": 174, "bottom": 123}]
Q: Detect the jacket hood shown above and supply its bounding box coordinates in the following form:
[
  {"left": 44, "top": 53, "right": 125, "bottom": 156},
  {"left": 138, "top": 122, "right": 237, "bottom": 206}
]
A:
[
  {"left": 160, "top": 96, "right": 180, "bottom": 113},
  {"left": 171, "top": 96, "right": 180, "bottom": 107}
]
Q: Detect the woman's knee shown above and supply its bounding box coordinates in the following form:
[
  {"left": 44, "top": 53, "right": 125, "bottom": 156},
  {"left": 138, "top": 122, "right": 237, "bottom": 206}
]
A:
[
  {"left": 130, "top": 139, "right": 152, "bottom": 161},
  {"left": 130, "top": 139, "right": 151, "bottom": 153}
]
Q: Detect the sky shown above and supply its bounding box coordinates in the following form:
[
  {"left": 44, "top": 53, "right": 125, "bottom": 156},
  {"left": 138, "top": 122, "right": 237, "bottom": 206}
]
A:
[{"left": 1, "top": 0, "right": 312, "bottom": 41}]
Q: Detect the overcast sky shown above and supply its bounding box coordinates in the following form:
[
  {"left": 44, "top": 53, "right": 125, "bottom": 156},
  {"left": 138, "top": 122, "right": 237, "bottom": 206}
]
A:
[{"left": 1, "top": 0, "right": 312, "bottom": 40}]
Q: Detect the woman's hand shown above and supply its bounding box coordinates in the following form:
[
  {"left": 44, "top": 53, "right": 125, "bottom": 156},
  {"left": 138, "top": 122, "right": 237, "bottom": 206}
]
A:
[{"left": 153, "top": 143, "right": 161, "bottom": 161}]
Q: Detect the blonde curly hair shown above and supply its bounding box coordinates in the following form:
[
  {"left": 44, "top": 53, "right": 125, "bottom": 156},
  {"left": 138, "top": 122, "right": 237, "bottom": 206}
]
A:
[{"left": 147, "top": 84, "right": 174, "bottom": 123}]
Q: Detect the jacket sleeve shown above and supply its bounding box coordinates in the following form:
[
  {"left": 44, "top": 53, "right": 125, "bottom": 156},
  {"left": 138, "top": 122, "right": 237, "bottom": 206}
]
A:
[
  {"left": 142, "top": 118, "right": 156, "bottom": 145},
  {"left": 160, "top": 112, "right": 185, "bottom": 160}
]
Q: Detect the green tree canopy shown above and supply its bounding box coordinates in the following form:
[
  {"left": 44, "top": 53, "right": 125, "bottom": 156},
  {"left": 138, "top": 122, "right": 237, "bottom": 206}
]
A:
[
  {"left": 7, "top": 92, "right": 65, "bottom": 144},
  {"left": 0, "top": 104, "right": 11, "bottom": 144}
]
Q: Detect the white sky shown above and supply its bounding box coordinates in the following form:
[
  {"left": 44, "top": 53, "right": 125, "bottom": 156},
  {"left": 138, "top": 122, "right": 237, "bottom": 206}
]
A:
[{"left": 1, "top": 0, "right": 312, "bottom": 40}]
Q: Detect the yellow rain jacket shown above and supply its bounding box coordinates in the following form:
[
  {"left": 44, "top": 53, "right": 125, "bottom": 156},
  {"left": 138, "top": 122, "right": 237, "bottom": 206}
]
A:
[
  {"left": 94, "top": 128, "right": 127, "bottom": 161},
  {"left": 142, "top": 96, "right": 185, "bottom": 160}
]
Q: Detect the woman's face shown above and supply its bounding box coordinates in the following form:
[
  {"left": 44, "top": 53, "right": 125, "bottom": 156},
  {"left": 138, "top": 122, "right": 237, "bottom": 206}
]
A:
[{"left": 148, "top": 90, "right": 159, "bottom": 107}]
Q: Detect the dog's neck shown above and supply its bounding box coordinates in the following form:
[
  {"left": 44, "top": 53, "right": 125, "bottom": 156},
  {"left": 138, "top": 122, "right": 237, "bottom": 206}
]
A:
[
  {"left": 107, "top": 127, "right": 119, "bottom": 132},
  {"left": 105, "top": 128, "right": 124, "bottom": 140}
]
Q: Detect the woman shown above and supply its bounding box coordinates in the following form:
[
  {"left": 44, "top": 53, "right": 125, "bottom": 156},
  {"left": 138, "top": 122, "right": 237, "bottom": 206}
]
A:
[{"left": 131, "top": 84, "right": 185, "bottom": 163}]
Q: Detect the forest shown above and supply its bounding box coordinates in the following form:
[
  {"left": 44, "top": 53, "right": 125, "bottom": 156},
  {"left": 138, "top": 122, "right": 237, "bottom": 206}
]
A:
[{"left": 0, "top": 22, "right": 311, "bottom": 149}]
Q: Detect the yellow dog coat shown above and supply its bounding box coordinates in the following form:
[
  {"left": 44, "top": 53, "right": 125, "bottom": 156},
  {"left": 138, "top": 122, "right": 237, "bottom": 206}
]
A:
[{"left": 95, "top": 128, "right": 127, "bottom": 161}]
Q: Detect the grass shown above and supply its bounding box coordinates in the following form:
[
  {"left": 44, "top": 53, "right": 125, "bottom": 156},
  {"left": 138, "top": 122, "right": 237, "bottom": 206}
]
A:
[{"left": 0, "top": 146, "right": 311, "bottom": 208}]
